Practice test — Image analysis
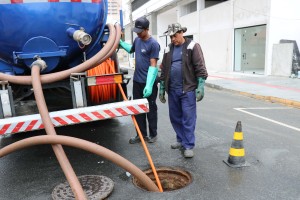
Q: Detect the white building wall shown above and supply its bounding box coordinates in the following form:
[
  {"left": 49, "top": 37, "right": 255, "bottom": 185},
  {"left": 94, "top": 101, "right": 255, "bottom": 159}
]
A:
[
  {"left": 122, "top": 0, "right": 300, "bottom": 76},
  {"left": 180, "top": 12, "right": 199, "bottom": 38},
  {"left": 199, "top": 0, "right": 270, "bottom": 73},
  {"left": 233, "top": 0, "right": 269, "bottom": 74},
  {"left": 199, "top": 1, "right": 233, "bottom": 72},
  {"left": 233, "top": 0, "right": 269, "bottom": 28},
  {"left": 157, "top": 7, "right": 178, "bottom": 65},
  {"left": 267, "top": 0, "right": 300, "bottom": 75},
  {"left": 131, "top": 0, "right": 176, "bottom": 20}
]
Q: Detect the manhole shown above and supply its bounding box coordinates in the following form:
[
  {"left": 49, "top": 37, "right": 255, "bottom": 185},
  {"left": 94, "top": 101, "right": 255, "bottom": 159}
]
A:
[
  {"left": 132, "top": 166, "right": 192, "bottom": 192},
  {"left": 52, "top": 175, "right": 114, "bottom": 200}
]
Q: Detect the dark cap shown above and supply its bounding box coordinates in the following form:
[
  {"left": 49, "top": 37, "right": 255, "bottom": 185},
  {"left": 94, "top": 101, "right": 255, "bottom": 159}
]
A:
[
  {"left": 163, "top": 23, "right": 187, "bottom": 36},
  {"left": 132, "top": 16, "right": 149, "bottom": 33}
]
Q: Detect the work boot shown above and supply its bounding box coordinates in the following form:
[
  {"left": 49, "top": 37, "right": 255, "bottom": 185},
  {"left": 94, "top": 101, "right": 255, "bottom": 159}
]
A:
[
  {"left": 129, "top": 136, "right": 148, "bottom": 144},
  {"left": 184, "top": 149, "right": 194, "bottom": 158},
  {"left": 171, "top": 142, "right": 182, "bottom": 149},
  {"left": 148, "top": 136, "right": 157, "bottom": 143}
]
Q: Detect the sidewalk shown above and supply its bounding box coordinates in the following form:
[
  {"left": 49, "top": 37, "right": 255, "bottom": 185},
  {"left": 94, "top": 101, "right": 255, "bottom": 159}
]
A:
[
  {"left": 206, "top": 71, "right": 300, "bottom": 109},
  {"left": 119, "top": 60, "right": 300, "bottom": 109}
]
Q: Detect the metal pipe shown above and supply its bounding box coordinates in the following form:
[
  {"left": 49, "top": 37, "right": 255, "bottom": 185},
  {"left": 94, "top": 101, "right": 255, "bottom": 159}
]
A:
[{"left": 0, "top": 135, "right": 160, "bottom": 192}]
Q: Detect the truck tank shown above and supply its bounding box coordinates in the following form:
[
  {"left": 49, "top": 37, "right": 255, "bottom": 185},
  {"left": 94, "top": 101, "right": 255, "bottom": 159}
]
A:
[
  {"left": 0, "top": 0, "right": 141, "bottom": 129},
  {"left": 0, "top": 0, "right": 107, "bottom": 75}
]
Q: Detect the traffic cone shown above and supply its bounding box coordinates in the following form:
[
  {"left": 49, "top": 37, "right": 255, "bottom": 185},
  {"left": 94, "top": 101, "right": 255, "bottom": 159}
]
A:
[{"left": 223, "top": 121, "right": 250, "bottom": 168}]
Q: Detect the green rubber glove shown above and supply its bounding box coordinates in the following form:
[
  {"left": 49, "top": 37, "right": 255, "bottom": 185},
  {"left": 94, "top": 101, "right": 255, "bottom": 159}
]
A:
[
  {"left": 119, "top": 39, "right": 132, "bottom": 53},
  {"left": 196, "top": 77, "right": 205, "bottom": 102},
  {"left": 159, "top": 81, "right": 166, "bottom": 103},
  {"left": 143, "top": 66, "right": 158, "bottom": 98}
]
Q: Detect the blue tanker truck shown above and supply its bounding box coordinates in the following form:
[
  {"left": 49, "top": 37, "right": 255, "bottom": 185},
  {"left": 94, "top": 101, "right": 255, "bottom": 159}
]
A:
[{"left": 0, "top": 0, "right": 148, "bottom": 135}]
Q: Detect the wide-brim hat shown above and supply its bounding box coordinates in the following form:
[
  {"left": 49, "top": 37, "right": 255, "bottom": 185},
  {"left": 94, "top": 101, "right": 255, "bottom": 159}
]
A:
[
  {"left": 132, "top": 16, "right": 149, "bottom": 33},
  {"left": 163, "top": 23, "right": 187, "bottom": 36}
]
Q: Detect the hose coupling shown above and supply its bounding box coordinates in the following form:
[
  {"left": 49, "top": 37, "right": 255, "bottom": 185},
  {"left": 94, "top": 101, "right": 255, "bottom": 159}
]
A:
[
  {"left": 30, "top": 56, "right": 47, "bottom": 71},
  {"left": 67, "top": 27, "right": 92, "bottom": 46}
]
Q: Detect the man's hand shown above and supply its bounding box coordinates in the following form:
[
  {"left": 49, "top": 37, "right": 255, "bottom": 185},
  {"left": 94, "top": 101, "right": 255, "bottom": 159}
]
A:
[
  {"left": 159, "top": 81, "right": 166, "bottom": 103},
  {"left": 143, "top": 87, "right": 152, "bottom": 98},
  {"left": 143, "top": 66, "right": 158, "bottom": 98},
  {"left": 196, "top": 77, "right": 205, "bottom": 102},
  {"left": 119, "top": 39, "right": 132, "bottom": 53}
]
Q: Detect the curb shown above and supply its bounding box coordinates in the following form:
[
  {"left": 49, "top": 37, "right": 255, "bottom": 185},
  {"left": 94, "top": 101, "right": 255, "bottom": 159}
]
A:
[{"left": 206, "top": 83, "right": 300, "bottom": 109}]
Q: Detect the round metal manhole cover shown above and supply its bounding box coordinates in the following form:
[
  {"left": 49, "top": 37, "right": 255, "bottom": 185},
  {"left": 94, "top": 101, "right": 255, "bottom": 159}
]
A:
[
  {"left": 132, "top": 166, "right": 192, "bottom": 192},
  {"left": 52, "top": 175, "right": 114, "bottom": 200}
]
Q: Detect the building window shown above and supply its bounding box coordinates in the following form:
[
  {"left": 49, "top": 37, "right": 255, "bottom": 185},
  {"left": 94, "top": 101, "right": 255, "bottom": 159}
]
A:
[
  {"left": 205, "top": 0, "right": 228, "bottom": 8},
  {"left": 180, "top": 1, "right": 197, "bottom": 17},
  {"left": 132, "top": 0, "right": 150, "bottom": 12},
  {"left": 185, "top": 35, "right": 193, "bottom": 40}
]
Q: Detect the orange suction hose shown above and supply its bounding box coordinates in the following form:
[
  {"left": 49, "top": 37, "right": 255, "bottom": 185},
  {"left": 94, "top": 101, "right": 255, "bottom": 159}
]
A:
[
  {"left": 31, "top": 65, "right": 87, "bottom": 200},
  {"left": 0, "top": 135, "right": 159, "bottom": 192}
]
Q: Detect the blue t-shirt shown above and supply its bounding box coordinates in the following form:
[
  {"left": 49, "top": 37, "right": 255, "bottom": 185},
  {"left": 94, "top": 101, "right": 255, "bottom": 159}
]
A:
[
  {"left": 169, "top": 44, "right": 183, "bottom": 90},
  {"left": 132, "top": 37, "right": 160, "bottom": 83}
]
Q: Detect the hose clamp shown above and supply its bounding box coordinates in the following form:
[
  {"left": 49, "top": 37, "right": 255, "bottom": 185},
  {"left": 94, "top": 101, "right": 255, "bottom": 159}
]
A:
[{"left": 30, "top": 56, "right": 47, "bottom": 71}]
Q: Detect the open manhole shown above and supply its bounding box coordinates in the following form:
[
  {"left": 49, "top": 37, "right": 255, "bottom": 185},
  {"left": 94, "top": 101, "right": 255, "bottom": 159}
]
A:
[
  {"left": 132, "top": 166, "right": 192, "bottom": 192},
  {"left": 52, "top": 175, "right": 114, "bottom": 200}
]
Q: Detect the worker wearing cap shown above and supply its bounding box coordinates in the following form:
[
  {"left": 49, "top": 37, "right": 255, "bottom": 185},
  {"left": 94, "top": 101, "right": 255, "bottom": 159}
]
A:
[
  {"left": 119, "top": 16, "right": 160, "bottom": 144},
  {"left": 159, "top": 23, "right": 208, "bottom": 158}
]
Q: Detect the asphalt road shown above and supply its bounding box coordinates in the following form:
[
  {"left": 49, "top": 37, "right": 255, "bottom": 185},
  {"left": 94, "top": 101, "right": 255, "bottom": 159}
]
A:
[{"left": 0, "top": 86, "right": 300, "bottom": 200}]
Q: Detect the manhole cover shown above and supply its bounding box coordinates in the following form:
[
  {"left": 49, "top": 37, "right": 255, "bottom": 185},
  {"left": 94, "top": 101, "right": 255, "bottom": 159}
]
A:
[
  {"left": 52, "top": 175, "right": 114, "bottom": 200},
  {"left": 132, "top": 166, "right": 192, "bottom": 191}
]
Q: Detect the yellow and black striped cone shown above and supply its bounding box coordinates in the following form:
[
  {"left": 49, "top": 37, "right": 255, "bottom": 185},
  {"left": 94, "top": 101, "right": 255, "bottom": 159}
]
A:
[{"left": 223, "top": 121, "right": 250, "bottom": 168}]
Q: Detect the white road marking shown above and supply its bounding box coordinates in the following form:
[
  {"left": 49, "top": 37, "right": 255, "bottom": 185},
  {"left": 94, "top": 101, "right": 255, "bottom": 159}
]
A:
[
  {"left": 235, "top": 107, "right": 293, "bottom": 110},
  {"left": 234, "top": 107, "right": 300, "bottom": 132}
]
